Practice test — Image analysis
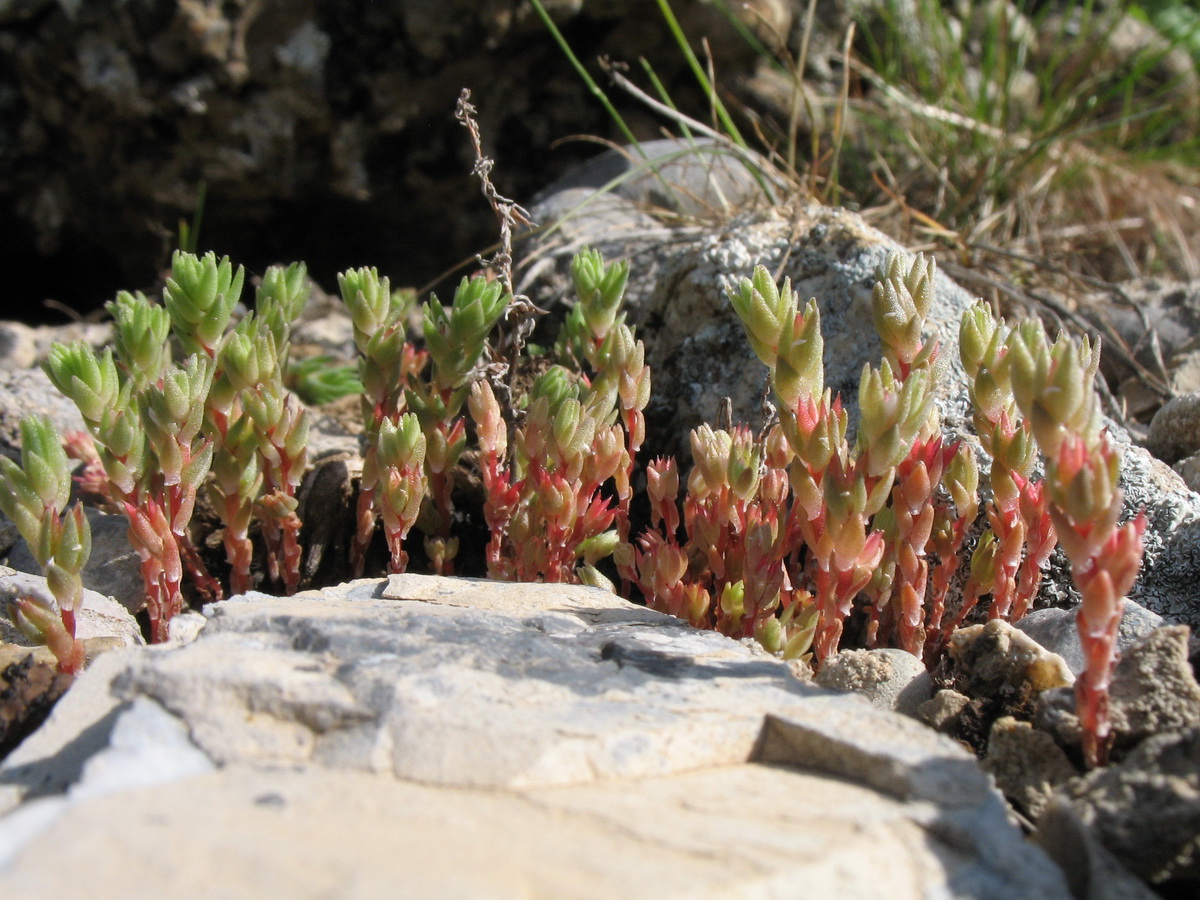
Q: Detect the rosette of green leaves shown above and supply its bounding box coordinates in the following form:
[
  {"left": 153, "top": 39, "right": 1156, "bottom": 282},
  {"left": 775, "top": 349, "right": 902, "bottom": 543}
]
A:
[
  {"left": 557, "top": 249, "right": 629, "bottom": 370},
  {"left": 1004, "top": 318, "right": 1102, "bottom": 459},
  {"left": 45, "top": 342, "right": 146, "bottom": 499},
  {"left": 856, "top": 358, "right": 933, "bottom": 480},
  {"left": 515, "top": 366, "right": 585, "bottom": 477},
  {"left": 727, "top": 266, "right": 824, "bottom": 409},
  {"left": 44, "top": 342, "right": 121, "bottom": 429},
  {"left": 164, "top": 250, "right": 244, "bottom": 358},
  {"left": 0, "top": 416, "right": 73, "bottom": 570},
  {"left": 107, "top": 290, "right": 170, "bottom": 391},
  {"left": 372, "top": 413, "right": 428, "bottom": 568},
  {"left": 872, "top": 252, "right": 936, "bottom": 373},
  {"left": 413, "top": 275, "right": 509, "bottom": 417},
  {"left": 140, "top": 354, "right": 216, "bottom": 531},
  {"left": 338, "top": 267, "right": 414, "bottom": 430},
  {"left": 256, "top": 262, "right": 310, "bottom": 363},
  {"left": 286, "top": 355, "right": 363, "bottom": 406}
]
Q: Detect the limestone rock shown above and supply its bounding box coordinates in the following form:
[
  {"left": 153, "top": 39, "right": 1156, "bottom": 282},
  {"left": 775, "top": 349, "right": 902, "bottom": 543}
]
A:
[
  {"left": 814, "top": 647, "right": 931, "bottom": 718},
  {"left": 0, "top": 576, "right": 1071, "bottom": 898},
  {"left": 645, "top": 206, "right": 979, "bottom": 459}
]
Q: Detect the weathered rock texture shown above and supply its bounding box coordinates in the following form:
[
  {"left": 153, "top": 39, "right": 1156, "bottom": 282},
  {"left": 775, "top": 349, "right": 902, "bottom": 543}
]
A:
[
  {"left": 1057, "top": 727, "right": 1200, "bottom": 887},
  {"left": 0, "top": 575, "right": 1071, "bottom": 898}
]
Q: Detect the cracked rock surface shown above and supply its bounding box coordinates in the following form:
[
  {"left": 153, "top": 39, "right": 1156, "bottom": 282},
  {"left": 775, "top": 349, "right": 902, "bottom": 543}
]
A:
[{"left": 0, "top": 575, "right": 1069, "bottom": 898}]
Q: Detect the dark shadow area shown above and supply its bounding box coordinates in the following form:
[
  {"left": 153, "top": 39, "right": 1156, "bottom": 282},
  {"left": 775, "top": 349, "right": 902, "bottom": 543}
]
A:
[{"left": 0, "top": 209, "right": 129, "bottom": 326}]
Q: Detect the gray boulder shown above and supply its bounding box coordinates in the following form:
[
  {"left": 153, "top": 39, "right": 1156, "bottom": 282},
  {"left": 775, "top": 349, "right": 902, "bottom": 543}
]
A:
[{"left": 814, "top": 647, "right": 931, "bottom": 718}]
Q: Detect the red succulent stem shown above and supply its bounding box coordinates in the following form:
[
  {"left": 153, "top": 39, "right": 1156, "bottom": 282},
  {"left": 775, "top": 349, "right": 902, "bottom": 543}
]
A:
[
  {"left": 351, "top": 479, "right": 376, "bottom": 579},
  {"left": 1011, "top": 473, "right": 1056, "bottom": 622}
]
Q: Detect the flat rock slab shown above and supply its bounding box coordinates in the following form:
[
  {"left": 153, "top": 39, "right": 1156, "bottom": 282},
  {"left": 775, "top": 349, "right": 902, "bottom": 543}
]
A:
[{"left": 0, "top": 575, "right": 1070, "bottom": 898}]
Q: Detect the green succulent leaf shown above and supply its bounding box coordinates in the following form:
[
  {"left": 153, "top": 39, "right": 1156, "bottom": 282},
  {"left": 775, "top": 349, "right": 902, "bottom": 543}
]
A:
[
  {"left": 44, "top": 343, "right": 121, "bottom": 426},
  {"left": 164, "top": 250, "right": 244, "bottom": 356}
]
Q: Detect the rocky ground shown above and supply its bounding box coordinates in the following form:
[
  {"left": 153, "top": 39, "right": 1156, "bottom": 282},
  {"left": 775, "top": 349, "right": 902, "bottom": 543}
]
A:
[
  {"left": 0, "top": 144, "right": 1198, "bottom": 895},
  {"left": 2, "top": 1, "right": 1200, "bottom": 893}
]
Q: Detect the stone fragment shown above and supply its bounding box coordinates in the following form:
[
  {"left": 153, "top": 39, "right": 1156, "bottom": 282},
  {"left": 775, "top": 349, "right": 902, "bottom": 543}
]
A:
[
  {"left": 983, "top": 716, "right": 1079, "bottom": 820},
  {"left": 1108, "top": 626, "right": 1200, "bottom": 745},
  {"left": 0, "top": 323, "right": 37, "bottom": 370},
  {"left": 1038, "top": 625, "right": 1200, "bottom": 757},
  {"left": 814, "top": 647, "right": 931, "bottom": 718},
  {"left": 0, "top": 654, "right": 72, "bottom": 760},
  {"left": 950, "top": 619, "right": 1075, "bottom": 697},
  {"left": 942, "top": 620, "right": 1076, "bottom": 754},
  {"left": 1015, "top": 602, "right": 1164, "bottom": 677},
  {"left": 919, "top": 688, "right": 971, "bottom": 733},
  {"left": 1147, "top": 391, "right": 1200, "bottom": 466},
  {"left": 1175, "top": 452, "right": 1200, "bottom": 494},
  {"left": 1148, "top": 389, "right": 1200, "bottom": 491},
  {"left": 0, "top": 576, "right": 1071, "bottom": 898}
]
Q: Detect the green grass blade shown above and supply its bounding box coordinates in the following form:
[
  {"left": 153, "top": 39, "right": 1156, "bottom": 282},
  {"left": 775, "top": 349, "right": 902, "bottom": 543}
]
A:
[
  {"left": 654, "top": 0, "right": 748, "bottom": 148},
  {"left": 526, "top": 0, "right": 642, "bottom": 154}
]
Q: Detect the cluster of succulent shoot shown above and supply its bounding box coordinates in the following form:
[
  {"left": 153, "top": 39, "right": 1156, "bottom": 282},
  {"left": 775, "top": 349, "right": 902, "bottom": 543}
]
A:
[
  {"left": 339, "top": 267, "right": 507, "bottom": 576},
  {"left": 0, "top": 416, "right": 90, "bottom": 673},
  {"left": 3, "top": 243, "right": 1143, "bottom": 768},
  {"left": 623, "top": 255, "right": 978, "bottom": 665},
  {"left": 471, "top": 250, "right": 649, "bottom": 584},
  {"left": 943, "top": 306, "right": 1056, "bottom": 648},
  {"left": 1005, "top": 315, "right": 1145, "bottom": 768},
  {"left": 698, "top": 251, "right": 1139, "bottom": 766},
  {"left": 37, "top": 251, "right": 314, "bottom": 641}
]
